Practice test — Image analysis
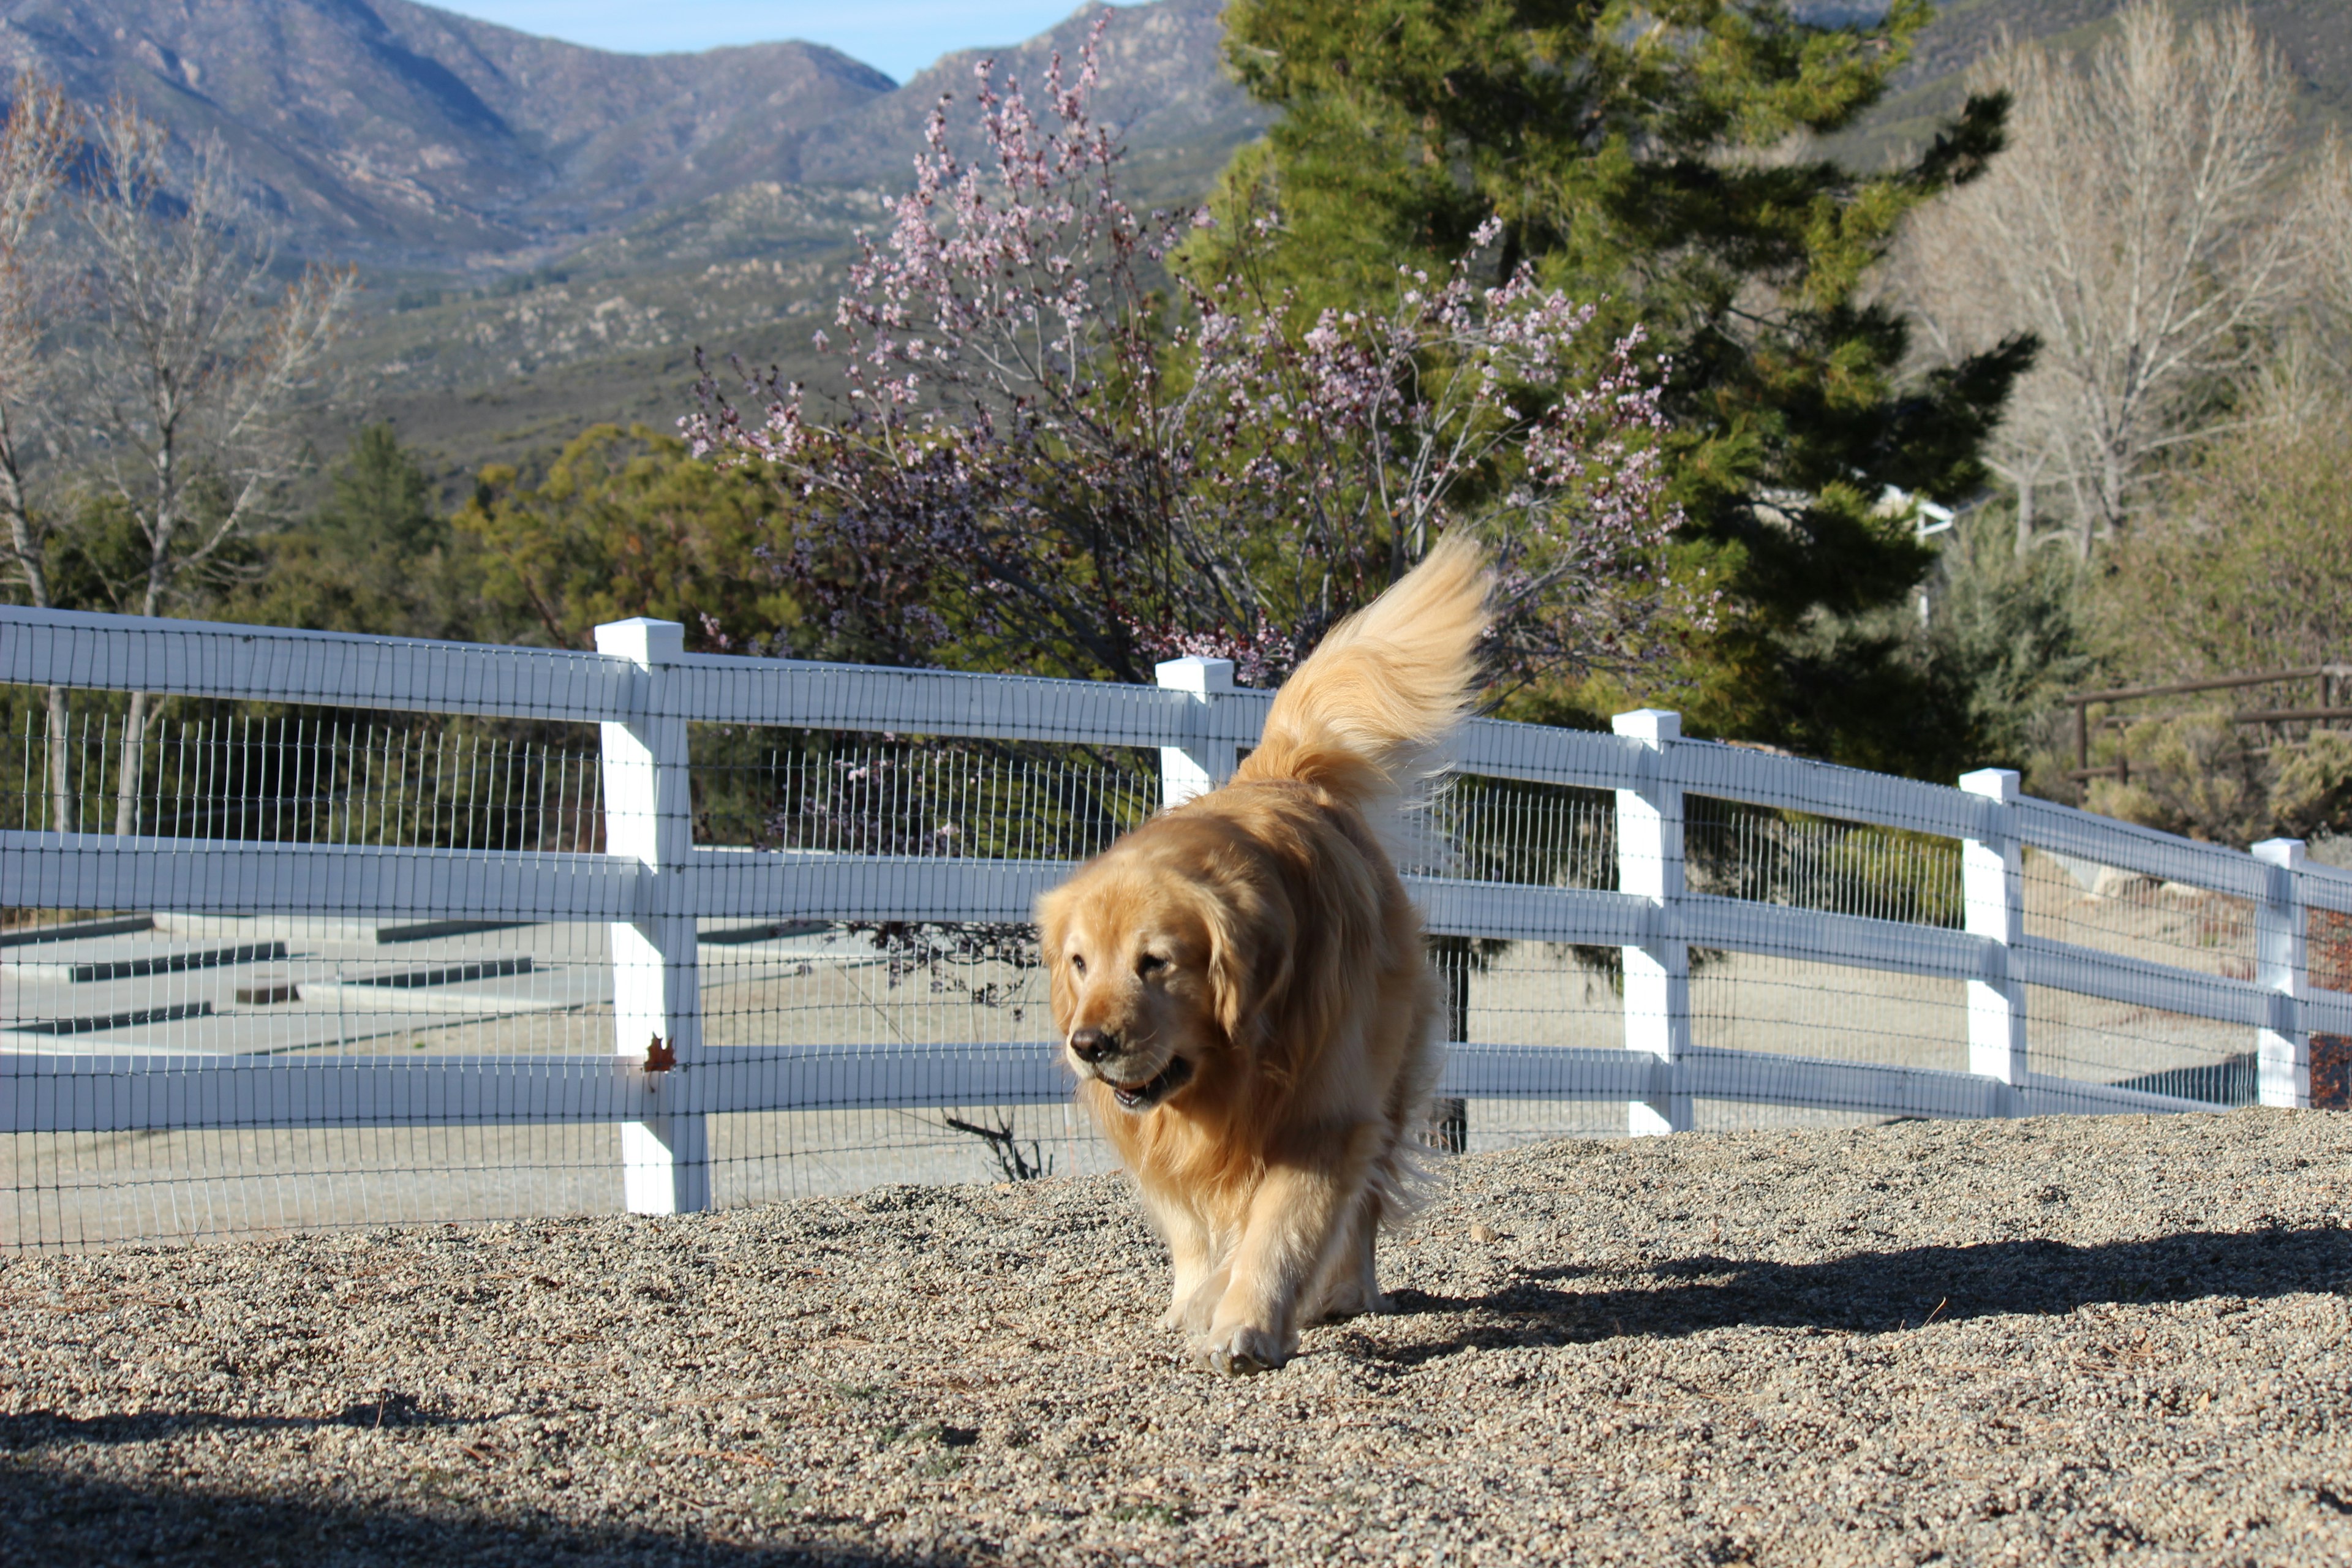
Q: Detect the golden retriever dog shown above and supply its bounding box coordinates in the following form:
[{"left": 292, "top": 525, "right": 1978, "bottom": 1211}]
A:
[{"left": 1036, "top": 537, "right": 1491, "bottom": 1375}]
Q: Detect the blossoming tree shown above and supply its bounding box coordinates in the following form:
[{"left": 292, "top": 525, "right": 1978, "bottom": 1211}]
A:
[{"left": 689, "top": 21, "right": 1693, "bottom": 691}]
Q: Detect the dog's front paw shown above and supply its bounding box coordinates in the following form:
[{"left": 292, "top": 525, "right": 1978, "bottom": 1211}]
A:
[
  {"left": 1191, "top": 1322, "right": 1288, "bottom": 1376},
  {"left": 1161, "top": 1270, "right": 1229, "bottom": 1335}
]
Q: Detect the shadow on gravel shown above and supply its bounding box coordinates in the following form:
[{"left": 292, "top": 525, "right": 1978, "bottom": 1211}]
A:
[
  {"left": 1371, "top": 1226, "right": 2352, "bottom": 1364},
  {"left": 0, "top": 1462, "right": 927, "bottom": 1568},
  {"left": 0, "top": 1391, "right": 462, "bottom": 1447}
]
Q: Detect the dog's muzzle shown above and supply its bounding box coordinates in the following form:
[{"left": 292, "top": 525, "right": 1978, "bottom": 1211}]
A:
[{"left": 1105, "top": 1055, "right": 1193, "bottom": 1112}]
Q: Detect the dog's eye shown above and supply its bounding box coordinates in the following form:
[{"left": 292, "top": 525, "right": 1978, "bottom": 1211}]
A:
[
  {"left": 1069, "top": 953, "right": 1087, "bottom": 976},
  {"left": 1137, "top": 953, "right": 1169, "bottom": 977}
]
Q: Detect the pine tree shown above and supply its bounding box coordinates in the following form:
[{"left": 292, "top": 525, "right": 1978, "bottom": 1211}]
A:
[
  {"left": 1210, "top": 0, "right": 2034, "bottom": 775},
  {"left": 318, "top": 423, "right": 439, "bottom": 557},
  {"left": 234, "top": 424, "right": 471, "bottom": 639}
]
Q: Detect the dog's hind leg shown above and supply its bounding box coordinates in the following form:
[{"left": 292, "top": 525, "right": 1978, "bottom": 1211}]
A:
[{"left": 1303, "top": 1191, "right": 1389, "bottom": 1323}]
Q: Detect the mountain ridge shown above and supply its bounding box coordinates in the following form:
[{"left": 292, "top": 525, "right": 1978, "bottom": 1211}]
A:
[
  {"left": 15, "top": 1, "right": 2348, "bottom": 282},
  {"left": 0, "top": 0, "right": 900, "bottom": 262},
  {"left": 0, "top": 0, "right": 1260, "bottom": 270},
  {"left": 10, "top": 0, "right": 2351, "bottom": 486},
  {"left": 1854, "top": 1, "right": 2352, "bottom": 160}
]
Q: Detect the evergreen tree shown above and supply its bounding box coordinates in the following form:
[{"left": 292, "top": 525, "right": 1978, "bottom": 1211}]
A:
[
  {"left": 1209, "top": 0, "right": 2034, "bottom": 775},
  {"left": 233, "top": 424, "right": 475, "bottom": 639},
  {"left": 318, "top": 423, "right": 440, "bottom": 557}
]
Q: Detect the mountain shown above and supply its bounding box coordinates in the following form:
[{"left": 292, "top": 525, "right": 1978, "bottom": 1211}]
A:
[
  {"left": 801, "top": 0, "right": 1262, "bottom": 195},
  {"left": 0, "top": 0, "right": 1267, "bottom": 476},
  {"left": 7, "top": 0, "right": 2348, "bottom": 486},
  {"left": 0, "top": 0, "right": 903, "bottom": 265},
  {"left": 0, "top": 0, "right": 1261, "bottom": 272},
  {"left": 1854, "top": 0, "right": 2352, "bottom": 157},
  {"left": 12, "top": 1, "right": 2342, "bottom": 277}
]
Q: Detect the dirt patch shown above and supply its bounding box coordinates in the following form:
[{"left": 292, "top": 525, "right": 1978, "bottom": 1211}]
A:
[{"left": 6, "top": 1109, "right": 2352, "bottom": 1565}]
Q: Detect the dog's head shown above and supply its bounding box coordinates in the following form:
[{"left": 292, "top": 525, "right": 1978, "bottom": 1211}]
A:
[{"left": 1035, "top": 826, "right": 1290, "bottom": 1115}]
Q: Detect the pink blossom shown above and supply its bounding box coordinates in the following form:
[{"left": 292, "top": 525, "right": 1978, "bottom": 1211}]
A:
[{"left": 686, "top": 13, "right": 1698, "bottom": 687}]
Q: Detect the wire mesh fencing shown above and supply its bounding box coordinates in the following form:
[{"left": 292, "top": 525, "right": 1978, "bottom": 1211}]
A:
[
  {"left": 4, "top": 608, "right": 2342, "bottom": 1251},
  {"left": 7, "top": 706, "right": 609, "bottom": 850}
]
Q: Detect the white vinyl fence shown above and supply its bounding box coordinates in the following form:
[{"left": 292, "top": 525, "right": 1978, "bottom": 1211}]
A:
[{"left": 2, "top": 605, "right": 2343, "bottom": 1246}]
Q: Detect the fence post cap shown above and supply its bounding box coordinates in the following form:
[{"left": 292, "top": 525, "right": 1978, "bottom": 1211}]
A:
[
  {"left": 2253, "top": 837, "right": 2307, "bottom": 868},
  {"left": 1611, "top": 709, "right": 1681, "bottom": 744},
  {"left": 1155, "top": 656, "right": 1235, "bottom": 696},
  {"left": 1959, "top": 767, "right": 2022, "bottom": 802},
  {"left": 594, "top": 619, "right": 685, "bottom": 663}
]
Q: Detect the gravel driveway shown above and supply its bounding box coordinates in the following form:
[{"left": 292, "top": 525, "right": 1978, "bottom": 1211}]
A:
[{"left": 6, "top": 1109, "right": 2352, "bottom": 1566}]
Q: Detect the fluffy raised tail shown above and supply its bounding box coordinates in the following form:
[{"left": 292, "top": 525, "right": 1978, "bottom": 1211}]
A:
[{"left": 1232, "top": 535, "right": 1493, "bottom": 812}]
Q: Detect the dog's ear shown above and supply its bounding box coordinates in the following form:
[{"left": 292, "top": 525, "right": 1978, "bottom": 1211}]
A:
[{"left": 1204, "top": 878, "right": 1292, "bottom": 1060}]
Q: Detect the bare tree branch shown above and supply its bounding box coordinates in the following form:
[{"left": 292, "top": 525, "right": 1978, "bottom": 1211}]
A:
[
  {"left": 1894, "top": 2, "right": 2305, "bottom": 557},
  {"left": 0, "top": 71, "right": 79, "bottom": 827},
  {"left": 66, "top": 96, "right": 355, "bottom": 831}
]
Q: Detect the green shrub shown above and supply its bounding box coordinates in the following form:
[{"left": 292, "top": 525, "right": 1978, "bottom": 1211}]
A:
[{"left": 2084, "top": 709, "right": 2352, "bottom": 846}]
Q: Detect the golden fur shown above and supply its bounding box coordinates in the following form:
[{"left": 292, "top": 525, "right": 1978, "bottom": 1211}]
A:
[{"left": 1036, "top": 537, "right": 1492, "bottom": 1374}]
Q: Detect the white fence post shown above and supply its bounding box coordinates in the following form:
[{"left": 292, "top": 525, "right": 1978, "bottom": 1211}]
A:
[
  {"left": 1613, "top": 709, "right": 1691, "bottom": 1135},
  {"left": 1156, "top": 657, "right": 1237, "bottom": 809},
  {"left": 1959, "top": 769, "right": 2026, "bottom": 1110},
  {"left": 2253, "top": 837, "right": 2309, "bottom": 1109},
  {"left": 595, "top": 617, "right": 707, "bottom": 1214}
]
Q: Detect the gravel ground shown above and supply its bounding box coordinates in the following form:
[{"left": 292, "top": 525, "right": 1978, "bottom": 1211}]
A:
[{"left": 6, "top": 1109, "right": 2352, "bottom": 1566}]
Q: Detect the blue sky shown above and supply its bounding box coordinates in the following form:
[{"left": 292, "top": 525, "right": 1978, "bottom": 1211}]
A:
[{"left": 424, "top": 2, "right": 1091, "bottom": 85}]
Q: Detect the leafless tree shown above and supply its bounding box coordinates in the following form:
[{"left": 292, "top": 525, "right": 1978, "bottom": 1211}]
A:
[
  {"left": 1895, "top": 2, "right": 2305, "bottom": 557},
  {"left": 0, "top": 72, "right": 77, "bottom": 827},
  {"left": 69, "top": 98, "right": 353, "bottom": 831},
  {"left": 2305, "top": 134, "right": 2352, "bottom": 371}
]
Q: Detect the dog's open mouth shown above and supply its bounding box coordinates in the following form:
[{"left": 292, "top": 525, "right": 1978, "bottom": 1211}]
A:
[{"left": 1108, "top": 1056, "right": 1193, "bottom": 1112}]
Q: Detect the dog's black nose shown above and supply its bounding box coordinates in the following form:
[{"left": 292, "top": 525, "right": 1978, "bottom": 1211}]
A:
[{"left": 1069, "top": 1027, "right": 1118, "bottom": 1063}]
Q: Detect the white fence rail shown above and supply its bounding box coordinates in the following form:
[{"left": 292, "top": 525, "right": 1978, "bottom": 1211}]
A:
[{"left": 3, "top": 605, "right": 2340, "bottom": 1219}]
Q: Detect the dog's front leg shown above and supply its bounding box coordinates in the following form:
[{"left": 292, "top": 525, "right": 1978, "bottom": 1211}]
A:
[
  {"left": 1142, "top": 1187, "right": 1219, "bottom": 1333},
  {"left": 1195, "top": 1120, "right": 1382, "bottom": 1375}
]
